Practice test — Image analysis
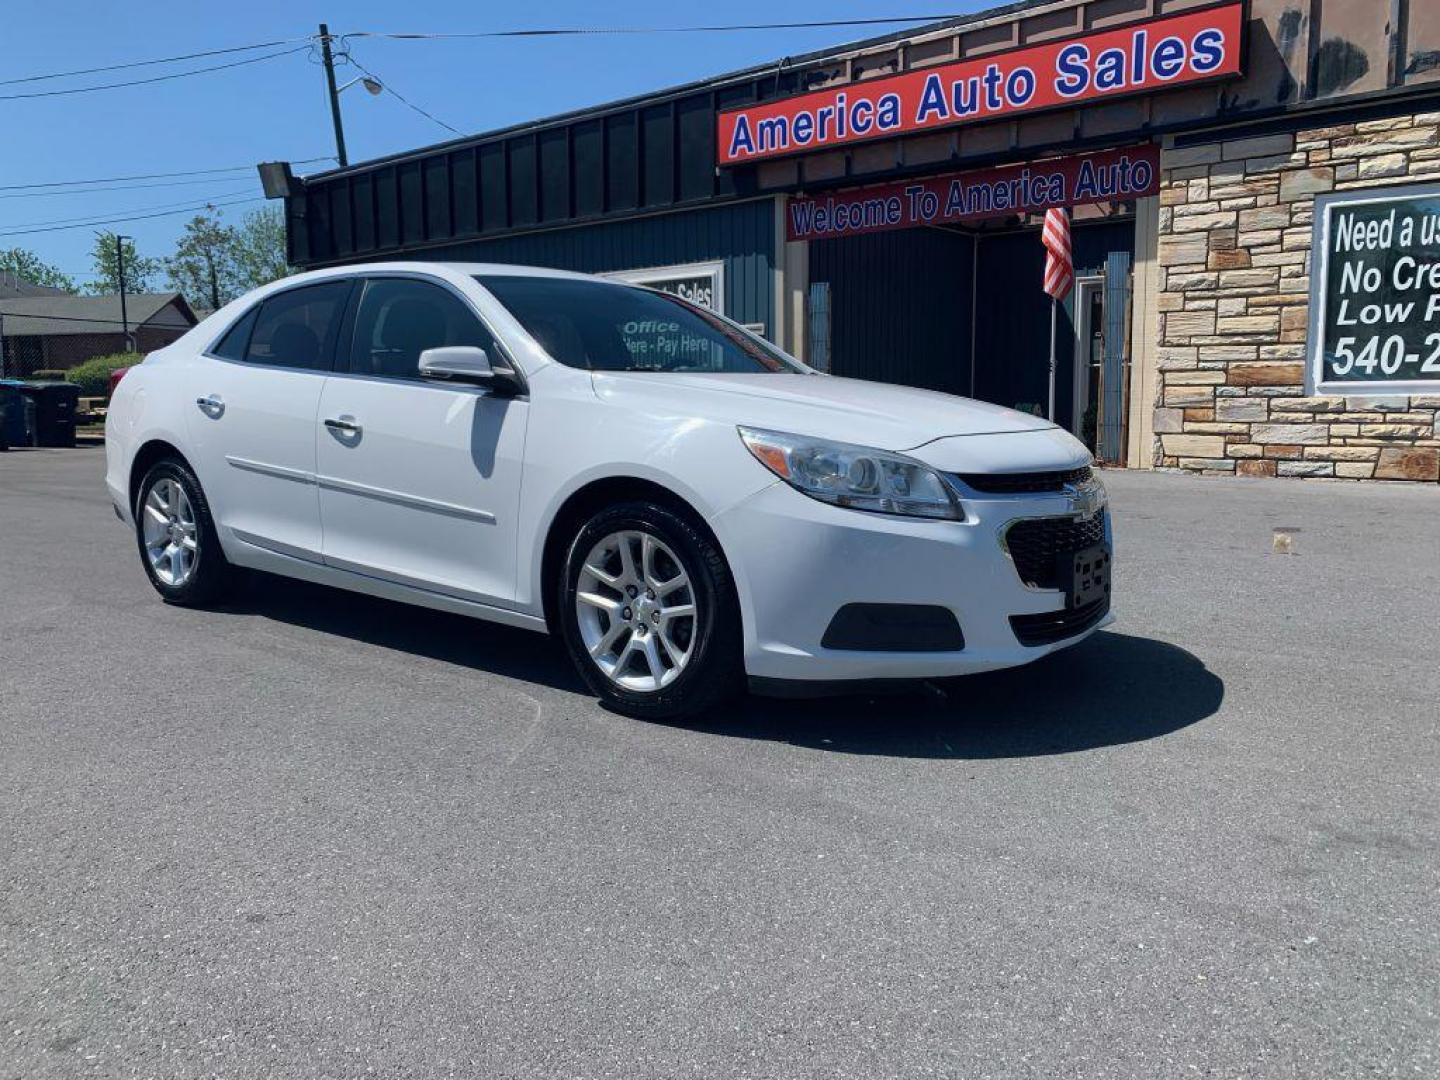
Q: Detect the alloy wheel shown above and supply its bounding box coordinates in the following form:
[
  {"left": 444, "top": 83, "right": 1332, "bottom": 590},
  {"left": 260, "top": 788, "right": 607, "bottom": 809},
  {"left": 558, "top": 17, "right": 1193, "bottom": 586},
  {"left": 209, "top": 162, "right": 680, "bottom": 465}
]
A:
[
  {"left": 574, "top": 529, "right": 697, "bottom": 692},
  {"left": 141, "top": 477, "right": 199, "bottom": 587}
]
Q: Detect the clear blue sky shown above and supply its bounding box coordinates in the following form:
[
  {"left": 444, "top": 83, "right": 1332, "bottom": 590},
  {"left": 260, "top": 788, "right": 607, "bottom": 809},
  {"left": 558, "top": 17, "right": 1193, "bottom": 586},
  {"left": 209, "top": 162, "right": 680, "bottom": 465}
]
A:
[{"left": 0, "top": 1, "right": 986, "bottom": 288}]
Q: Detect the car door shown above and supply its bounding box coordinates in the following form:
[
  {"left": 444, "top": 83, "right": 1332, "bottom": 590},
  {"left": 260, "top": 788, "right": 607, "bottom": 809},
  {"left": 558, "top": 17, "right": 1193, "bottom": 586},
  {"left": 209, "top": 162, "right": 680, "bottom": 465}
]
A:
[
  {"left": 184, "top": 279, "right": 353, "bottom": 562},
  {"left": 314, "top": 275, "right": 529, "bottom": 606}
]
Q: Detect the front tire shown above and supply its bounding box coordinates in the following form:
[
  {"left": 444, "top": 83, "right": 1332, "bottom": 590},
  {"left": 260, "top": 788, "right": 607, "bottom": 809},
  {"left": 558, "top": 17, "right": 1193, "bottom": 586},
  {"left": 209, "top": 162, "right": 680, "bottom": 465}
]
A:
[
  {"left": 134, "top": 457, "right": 235, "bottom": 606},
  {"left": 558, "top": 501, "right": 742, "bottom": 720}
]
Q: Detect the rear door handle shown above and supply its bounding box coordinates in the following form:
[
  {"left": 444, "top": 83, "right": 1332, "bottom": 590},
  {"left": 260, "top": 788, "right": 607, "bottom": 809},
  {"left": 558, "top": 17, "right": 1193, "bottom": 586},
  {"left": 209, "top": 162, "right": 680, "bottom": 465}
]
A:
[
  {"left": 195, "top": 395, "right": 224, "bottom": 418},
  {"left": 323, "top": 416, "right": 362, "bottom": 436}
]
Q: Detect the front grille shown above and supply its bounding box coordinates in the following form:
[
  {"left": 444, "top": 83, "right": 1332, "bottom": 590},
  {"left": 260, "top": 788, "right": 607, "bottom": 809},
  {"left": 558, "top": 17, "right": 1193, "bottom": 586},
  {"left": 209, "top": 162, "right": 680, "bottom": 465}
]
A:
[
  {"left": 1010, "top": 596, "right": 1110, "bottom": 647},
  {"left": 1004, "top": 512, "right": 1107, "bottom": 590},
  {"left": 955, "top": 465, "right": 1092, "bottom": 495}
]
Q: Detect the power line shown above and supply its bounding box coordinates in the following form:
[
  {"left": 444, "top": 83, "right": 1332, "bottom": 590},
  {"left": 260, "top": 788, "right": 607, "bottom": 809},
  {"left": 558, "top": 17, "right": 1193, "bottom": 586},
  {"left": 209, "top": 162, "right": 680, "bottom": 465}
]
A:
[
  {"left": 0, "top": 196, "right": 264, "bottom": 238},
  {"left": 345, "top": 52, "right": 461, "bottom": 136},
  {"left": 0, "top": 15, "right": 958, "bottom": 90},
  {"left": 0, "top": 36, "right": 314, "bottom": 86},
  {"left": 0, "top": 158, "right": 332, "bottom": 193},
  {"left": 0, "top": 311, "right": 175, "bottom": 327},
  {"left": 0, "top": 44, "right": 311, "bottom": 101},
  {"left": 0, "top": 176, "right": 290, "bottom": 201},
  {"left": 0, "top": 188, "right": 258, "bottom": 232},
  {"left": 0, "top": 17, "right": 961, "bottom": 103},
  {"left": 341, "top": 15, "right": 967, "bottom": 40}
]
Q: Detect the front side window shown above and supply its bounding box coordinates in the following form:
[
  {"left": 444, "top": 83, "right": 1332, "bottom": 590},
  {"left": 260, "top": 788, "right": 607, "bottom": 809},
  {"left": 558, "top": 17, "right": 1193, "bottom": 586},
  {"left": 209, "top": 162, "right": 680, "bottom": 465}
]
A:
[
  {"left": 476, "top": 275, "right": 802, "bottom": 374},
  {"left": 244, "top": 281, "right": 351, "bottom": 371},
  {"left": 348, "top": 278, "right": 495, "bottom": 379}
]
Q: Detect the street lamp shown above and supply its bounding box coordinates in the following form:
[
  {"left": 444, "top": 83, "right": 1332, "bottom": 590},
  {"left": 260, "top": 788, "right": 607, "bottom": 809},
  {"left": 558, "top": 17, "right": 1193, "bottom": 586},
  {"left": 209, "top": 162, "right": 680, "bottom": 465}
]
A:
[
  {"left": 318, "top": 24, "right": 382, "bottom": 168},
  {"left": 338, "top": 75, "right": 384, "bottom": 97}
]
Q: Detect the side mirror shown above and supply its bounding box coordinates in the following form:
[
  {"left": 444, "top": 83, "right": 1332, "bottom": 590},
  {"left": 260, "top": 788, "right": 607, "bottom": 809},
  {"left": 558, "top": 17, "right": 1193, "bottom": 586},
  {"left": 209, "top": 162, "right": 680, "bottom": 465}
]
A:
[{"left": 418, "top": 345, "right": 495, "bottom": 383}]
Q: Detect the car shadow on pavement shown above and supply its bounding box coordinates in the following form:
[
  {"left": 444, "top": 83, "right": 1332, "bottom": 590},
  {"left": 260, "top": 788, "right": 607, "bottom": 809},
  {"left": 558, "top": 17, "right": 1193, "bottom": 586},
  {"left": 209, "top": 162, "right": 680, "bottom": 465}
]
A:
[
  {"left": 682, "top": 631, "right": 1224, "bottom": 759},
  {"left": 226, "top": 572, "right": 586, "bottom": 693},
  {"left": 230, "top": 574, "right": 1220, "bottom": 760}
]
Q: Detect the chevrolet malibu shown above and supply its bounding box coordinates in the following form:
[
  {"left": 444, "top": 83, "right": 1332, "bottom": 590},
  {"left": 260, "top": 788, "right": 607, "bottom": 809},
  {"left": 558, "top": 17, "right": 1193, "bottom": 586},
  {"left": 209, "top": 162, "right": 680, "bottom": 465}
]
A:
[{"left": 105, "top": 263, "right": 1112, "bottom": 718}]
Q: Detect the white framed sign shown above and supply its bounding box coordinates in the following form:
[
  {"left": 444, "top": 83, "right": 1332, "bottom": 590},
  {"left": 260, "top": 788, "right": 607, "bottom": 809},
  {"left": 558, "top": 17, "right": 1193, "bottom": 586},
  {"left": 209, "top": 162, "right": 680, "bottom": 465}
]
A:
[
  {"left": 1308, "top": 182, "right": 1440, "bottom": 395},
  {"left": 604, "top": 260, "right": 724, "bottom": 313}
]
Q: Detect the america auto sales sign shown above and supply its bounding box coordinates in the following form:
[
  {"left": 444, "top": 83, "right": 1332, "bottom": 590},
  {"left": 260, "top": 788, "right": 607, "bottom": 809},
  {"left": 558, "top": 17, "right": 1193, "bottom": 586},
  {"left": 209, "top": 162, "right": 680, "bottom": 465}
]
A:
[
  {"left": 785, "top": 144, "right": 1160, "bottom": 241},
  {"left": 717, "top": 2, "right": 1244, "bottom": 166}
]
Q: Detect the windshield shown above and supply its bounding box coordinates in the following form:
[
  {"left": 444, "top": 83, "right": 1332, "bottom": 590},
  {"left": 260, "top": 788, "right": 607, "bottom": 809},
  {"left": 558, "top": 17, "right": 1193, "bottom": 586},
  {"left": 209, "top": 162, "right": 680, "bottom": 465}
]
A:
[{"left": 476, "top": 274, "right": 803, "bottom": 374}]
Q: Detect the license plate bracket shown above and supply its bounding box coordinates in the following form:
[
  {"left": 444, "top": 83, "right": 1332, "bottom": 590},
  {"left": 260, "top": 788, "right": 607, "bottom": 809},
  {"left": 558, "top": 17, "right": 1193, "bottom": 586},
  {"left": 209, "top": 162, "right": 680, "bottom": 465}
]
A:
[{"left": 1066, "top": 543, "right": 1111, "bottom": 609}]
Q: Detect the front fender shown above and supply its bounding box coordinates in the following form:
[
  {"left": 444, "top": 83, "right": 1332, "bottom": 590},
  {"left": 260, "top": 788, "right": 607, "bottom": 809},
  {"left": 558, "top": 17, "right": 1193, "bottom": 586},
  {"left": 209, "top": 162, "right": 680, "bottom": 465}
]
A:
[{"left": 515, "top": 386, "right": 777, "bottom": 615}]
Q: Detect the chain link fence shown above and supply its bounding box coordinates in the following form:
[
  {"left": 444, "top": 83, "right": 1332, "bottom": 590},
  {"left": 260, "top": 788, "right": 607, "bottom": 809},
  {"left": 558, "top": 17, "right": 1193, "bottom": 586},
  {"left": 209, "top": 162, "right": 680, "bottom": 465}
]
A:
[
  {"left": 0, "top": 331, "right": 138, "bottom": 386},
  {"left": 0, "top": 315, "right": 184, "bottom": 388}
]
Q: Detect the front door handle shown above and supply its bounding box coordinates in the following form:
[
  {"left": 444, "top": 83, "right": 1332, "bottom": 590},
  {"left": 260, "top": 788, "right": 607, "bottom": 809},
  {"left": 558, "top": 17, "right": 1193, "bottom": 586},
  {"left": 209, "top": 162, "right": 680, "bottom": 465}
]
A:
[
  {"left": 195, "top": 395, "right": 224, "bottom": 418},
  {"left": 323, "top": 416, "right": 362, "bottom": 436}
]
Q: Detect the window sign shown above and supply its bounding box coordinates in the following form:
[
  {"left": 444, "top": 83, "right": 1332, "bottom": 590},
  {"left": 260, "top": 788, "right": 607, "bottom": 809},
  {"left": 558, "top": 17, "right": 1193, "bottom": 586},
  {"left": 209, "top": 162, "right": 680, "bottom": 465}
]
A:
[
  {"left": 605, "top": 261, "right": 724, "bottom": 312},
  {"left": 603, "top": 262, "right": 728, "bottom": 370},
  {"left": 1309, "top": 183, "right": 1440, "bottom": 395}
]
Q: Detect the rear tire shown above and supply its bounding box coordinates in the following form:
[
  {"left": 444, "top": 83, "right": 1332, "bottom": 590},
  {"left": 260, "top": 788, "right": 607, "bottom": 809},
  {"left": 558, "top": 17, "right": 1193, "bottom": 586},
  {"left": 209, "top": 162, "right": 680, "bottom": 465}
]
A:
[
  {"left": 558, "top": 500, "right": 743, "bottom": 720},
  {"left": 134, "top": 457, "right": 235, "bottom": 606}
]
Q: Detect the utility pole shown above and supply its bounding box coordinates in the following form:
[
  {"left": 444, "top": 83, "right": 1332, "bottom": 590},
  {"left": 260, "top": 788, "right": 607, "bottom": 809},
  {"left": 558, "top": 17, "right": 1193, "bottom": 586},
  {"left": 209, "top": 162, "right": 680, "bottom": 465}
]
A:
[
  {"left": 114, "top": 234, "right": 134, "bottom": 353},
  {"left": 319, "top": 24, "right": 348, "bottom": 168}
]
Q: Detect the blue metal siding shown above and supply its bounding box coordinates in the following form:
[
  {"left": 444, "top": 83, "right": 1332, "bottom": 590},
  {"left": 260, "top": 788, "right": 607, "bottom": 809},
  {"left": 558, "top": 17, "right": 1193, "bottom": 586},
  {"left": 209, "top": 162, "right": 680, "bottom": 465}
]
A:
[
  {"left": 809, "top": 228, "right": 975, "bottom": 396},
  {"left": 288, "top": 76, "right": 782, "bottom": 268},
  {"left": 408, "top": 199, "right": 776, "bottom": 333}
]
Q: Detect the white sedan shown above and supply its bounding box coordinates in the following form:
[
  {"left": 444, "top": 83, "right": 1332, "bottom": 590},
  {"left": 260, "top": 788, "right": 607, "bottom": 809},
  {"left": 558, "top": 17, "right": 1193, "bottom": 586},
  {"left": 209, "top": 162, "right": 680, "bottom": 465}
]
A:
[{"left": 105, "top": 262, "right": 1112, "bottom": 718}]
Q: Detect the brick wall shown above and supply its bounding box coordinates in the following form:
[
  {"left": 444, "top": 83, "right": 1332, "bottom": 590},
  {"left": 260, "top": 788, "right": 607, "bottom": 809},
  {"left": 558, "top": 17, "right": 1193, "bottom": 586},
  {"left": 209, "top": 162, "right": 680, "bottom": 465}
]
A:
[{"left": 1151, "top": 114, "right": 1440, "bottom": 482}]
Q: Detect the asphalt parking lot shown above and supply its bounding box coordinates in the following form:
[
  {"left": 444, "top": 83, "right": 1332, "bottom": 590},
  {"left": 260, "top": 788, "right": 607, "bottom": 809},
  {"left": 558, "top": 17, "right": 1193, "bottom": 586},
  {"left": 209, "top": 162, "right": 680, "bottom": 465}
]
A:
[{"left": 1, "top": 446, "right": 1437, "bottom": 1079}]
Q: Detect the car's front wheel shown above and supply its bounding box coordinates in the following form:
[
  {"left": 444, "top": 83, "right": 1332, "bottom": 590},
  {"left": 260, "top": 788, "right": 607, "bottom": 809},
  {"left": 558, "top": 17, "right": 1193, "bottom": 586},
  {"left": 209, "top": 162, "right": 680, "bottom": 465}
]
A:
[
  {"left": 134, "top": 457, "right": 235, "bottom": 606},
  {"left": 559, "top": 501, "right": 743, "bottom": 719}
]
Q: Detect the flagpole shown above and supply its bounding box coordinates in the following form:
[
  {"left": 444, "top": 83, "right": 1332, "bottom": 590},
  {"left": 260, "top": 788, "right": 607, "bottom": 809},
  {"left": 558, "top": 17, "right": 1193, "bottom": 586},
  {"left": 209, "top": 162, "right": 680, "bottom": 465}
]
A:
[
  {"left": 1047, "top": 296, "right": 1057, "bottom": 421},
  {"left": 1040, "top": 205, "right": 1070, "bottom": 424}
]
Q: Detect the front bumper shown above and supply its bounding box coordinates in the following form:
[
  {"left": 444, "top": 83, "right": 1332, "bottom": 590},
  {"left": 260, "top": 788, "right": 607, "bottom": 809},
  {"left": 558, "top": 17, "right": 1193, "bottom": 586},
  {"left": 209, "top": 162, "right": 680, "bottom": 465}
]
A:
[{"left": 712, "top": 479, "right": 1114, "bottom": 683}]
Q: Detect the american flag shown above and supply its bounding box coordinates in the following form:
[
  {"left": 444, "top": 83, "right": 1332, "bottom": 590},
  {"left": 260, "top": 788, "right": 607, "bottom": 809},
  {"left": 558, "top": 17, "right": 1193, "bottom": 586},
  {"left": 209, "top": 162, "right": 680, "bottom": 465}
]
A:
[{"left": 1041, "top": 207, "right": 1073, "bottom": 300}]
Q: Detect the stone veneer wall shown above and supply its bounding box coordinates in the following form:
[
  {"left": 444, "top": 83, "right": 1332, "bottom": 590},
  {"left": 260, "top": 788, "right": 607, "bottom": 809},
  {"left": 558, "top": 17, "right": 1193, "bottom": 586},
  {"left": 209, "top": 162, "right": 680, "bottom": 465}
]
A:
[{"left": 1151, "top": 114, "right": 1440, "bottom": 482}]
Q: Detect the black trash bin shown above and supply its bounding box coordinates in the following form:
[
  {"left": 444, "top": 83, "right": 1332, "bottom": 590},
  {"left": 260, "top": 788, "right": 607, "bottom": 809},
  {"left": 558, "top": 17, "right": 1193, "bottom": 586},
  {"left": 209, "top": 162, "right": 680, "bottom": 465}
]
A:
[
  {"left": 0, "top": 380, "right": 35, "bottom": 449},
  {"left": 16, "top": 381, "right": 79, "bottom": 447},
  {"left": 0, "top": 384, "right": 24, "bottom": 450}
]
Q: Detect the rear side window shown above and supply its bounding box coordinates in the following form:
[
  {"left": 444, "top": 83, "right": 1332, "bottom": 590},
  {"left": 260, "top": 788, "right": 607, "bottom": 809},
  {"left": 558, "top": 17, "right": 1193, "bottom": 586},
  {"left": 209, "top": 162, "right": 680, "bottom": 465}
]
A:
[
  {"left": 244, "top": 281, "right": 351, "bottom": 371},
  {"left": 210, "top": 306, "right": 258, "bottom": 360},
  {"left": 347, "top": 278, "right": 495, "bottom": 379}
]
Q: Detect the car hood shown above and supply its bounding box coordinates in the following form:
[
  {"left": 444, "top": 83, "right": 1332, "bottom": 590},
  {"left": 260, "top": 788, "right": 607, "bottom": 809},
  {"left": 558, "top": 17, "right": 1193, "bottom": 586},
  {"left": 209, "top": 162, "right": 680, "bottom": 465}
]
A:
[{"left": 590, "top": 371, "right": 1057, "bottom": 451}]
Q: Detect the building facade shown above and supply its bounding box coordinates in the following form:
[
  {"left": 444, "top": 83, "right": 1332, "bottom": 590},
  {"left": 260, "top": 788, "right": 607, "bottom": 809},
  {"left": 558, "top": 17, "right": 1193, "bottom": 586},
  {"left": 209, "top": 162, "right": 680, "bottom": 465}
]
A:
[
  {"left": 276, "top": 0, "right": 1440, "bottom": 483},
  {"left": 1152, "top": 114, "right": 1440, "bottom": 480}
]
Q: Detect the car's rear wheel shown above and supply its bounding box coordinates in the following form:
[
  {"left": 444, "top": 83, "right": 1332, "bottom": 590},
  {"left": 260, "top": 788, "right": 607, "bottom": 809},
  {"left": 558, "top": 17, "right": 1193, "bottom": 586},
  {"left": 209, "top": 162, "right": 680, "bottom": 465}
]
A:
[
  {"left": 559, "top": 501, "right": 742, "bottom": 719},
  {"left": 134, "top": 457, "right": 234, "bottom": 606}
]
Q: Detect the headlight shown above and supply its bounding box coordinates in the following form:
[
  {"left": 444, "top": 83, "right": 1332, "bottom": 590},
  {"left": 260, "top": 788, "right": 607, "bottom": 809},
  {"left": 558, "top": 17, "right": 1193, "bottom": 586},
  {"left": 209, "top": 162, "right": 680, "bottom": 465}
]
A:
[{"left": 738, "top": 427, "right": 964, "bottom": 521}]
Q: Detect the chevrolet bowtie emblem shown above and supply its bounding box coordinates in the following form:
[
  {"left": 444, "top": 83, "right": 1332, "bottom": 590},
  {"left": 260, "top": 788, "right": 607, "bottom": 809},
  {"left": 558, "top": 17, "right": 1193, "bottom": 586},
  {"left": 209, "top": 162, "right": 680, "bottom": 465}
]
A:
[{"left": 1063, "top": 479, "right": 1105, "bottom": 519}]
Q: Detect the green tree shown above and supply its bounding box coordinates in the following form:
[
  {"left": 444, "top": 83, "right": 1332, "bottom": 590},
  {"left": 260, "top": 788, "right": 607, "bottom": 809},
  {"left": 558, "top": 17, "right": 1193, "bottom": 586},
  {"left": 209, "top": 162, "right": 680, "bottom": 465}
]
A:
[
  {"left": 166, "top": 211, "right": 242, "bottom": 310},
  {"left": 231, "top": 205, "right": 290, "bottom": 290},
  {"left": 85, "top": 232, "right": 160, "bottom": 295},
  {"left": 0, "top": 248, "right": 76, "bottom": 292}
]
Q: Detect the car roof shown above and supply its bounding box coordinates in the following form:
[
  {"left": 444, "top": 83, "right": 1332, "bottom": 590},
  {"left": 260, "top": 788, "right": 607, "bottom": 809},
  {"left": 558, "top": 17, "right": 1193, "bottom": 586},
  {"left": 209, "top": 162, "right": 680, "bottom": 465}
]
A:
[{"left": 289, "top": 261, "right": 605, "bottom": 284}]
